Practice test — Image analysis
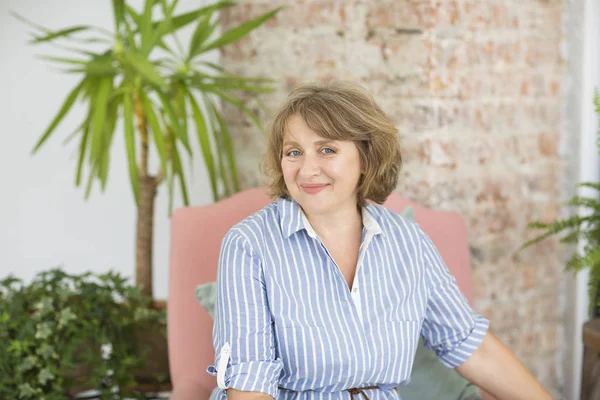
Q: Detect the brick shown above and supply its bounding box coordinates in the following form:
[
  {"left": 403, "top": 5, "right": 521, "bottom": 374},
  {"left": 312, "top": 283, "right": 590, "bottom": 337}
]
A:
[
  {"left": 522, "top": 263, "right": 538, "bottom": 291},
  {"left": 432, "top": 1, "right": 460, "bottom": 28},
  {"left": 524, "top": 37, "right": 561, "bottom": 66},
  {"left": 365, "top": 0, "right": 436, "bottom": 30},
  {"left": 459, "top": 1, "right": 492, "bottom": 29},
  {"left": 539, "top": 131, "right": 560, "bottom": 156},
  {"left": 414, "top": 138, "right": 457, "bottom": 169},
  {"left": 464, "top": 39, "right": 522, "bottom": 66},
  {"left": 368, "top": 72, "right": 431, "bottom": 100}
]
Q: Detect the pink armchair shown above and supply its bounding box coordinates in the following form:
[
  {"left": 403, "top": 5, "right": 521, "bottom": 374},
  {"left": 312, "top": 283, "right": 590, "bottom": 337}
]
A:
[{"left": 167, "top": 187, "right": 476, "bottom": 400}]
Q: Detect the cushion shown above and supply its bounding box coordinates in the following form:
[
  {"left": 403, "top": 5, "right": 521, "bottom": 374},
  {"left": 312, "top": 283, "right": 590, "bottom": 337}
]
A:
[{"left": 195, "top": 206, "right": 481, "bottom": 400}]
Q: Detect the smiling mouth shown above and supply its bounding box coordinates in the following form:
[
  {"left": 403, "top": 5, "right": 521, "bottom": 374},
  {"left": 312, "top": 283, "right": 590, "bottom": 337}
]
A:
[{"left": 300, "top": 184, "right": 329, "bottom": 194}]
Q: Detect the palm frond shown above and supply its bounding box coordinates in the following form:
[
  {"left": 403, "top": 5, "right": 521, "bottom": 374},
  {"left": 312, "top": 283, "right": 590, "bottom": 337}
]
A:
[
  {"left": 566, "top": 195, "right": 600, "bottom": 212},
  {"left": 520, "top": 215, "right": 593, "bottom": 250}
]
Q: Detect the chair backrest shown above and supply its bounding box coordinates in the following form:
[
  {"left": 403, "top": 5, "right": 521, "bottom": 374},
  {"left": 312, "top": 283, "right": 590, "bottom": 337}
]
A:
[{"left": 167, "top": 187, "right": 472, "bottom": 393}]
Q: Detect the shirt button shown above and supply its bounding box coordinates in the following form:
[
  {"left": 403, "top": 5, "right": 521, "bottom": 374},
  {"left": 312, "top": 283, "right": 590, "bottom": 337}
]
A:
[{"left": 352, "top": 287, "right": 359, "bottom": 293}]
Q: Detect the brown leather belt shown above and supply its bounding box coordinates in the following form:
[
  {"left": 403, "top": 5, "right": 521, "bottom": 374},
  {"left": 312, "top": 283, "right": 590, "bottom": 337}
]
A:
[
  {"left": 279, "top": 385, "right": 382, "bottom": 400},
  {"left": 347, "top": 385, "right": 381, "bottom": 400}
]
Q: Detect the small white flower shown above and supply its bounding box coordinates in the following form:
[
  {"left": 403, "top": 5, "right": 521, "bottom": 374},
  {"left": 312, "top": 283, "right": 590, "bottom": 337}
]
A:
[{"left": 101, "top": 343, "right": 113, "bottom": 359}]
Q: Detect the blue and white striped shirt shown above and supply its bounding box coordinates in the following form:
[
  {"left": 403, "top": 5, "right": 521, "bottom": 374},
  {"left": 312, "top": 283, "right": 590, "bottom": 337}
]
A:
[{"left": 208, "top": 197, "right": 489, "bottom": 400}]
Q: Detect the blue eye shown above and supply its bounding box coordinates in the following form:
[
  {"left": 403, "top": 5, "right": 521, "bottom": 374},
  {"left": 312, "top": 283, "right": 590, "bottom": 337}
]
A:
[
  {"left": 321, "top": 147, "right": 336, "bottom": 154},
  {"left": 287, "top": 150, "right": 301, "bottom": 157}
]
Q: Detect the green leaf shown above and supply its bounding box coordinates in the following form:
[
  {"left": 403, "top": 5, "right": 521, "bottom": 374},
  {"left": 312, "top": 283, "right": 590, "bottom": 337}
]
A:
[
  {"left": 124, "top": 16, "right": 138, "bottom": 52},
  {"left": 89, "top": 77, "right": 112, "bottom": 173},
  {"left": 166, "top": 124, "right": 178, "bottom": 215},
  {"left": 581, "top": 182, "right": 600, "bottom": 192},
  {"left": 197, "top": 7, "right": 282, "bottom": 54},
  {"left": 121, "top": 51, "right": 166, "bottom": 88},
  {"left": 32, "top": 78, "right": 86, "bottom": 154},
  {"left": 125, "top": 4, "right": 142, "bottom": 26},
  {"left": 98, "top": 96, "right": 121, "bottom": 190},
  {"left": 30, "top": 25, "right": 91, "bottom": 43},
  {"left": 174, "top": 81, "right": 188, "bottom": 140},
  {"left": 165, "top": 2, "right": 234, "bottom": 35},
  {"left": 144, "top": 1, "right": 173, "bottom": 56},
  {"left": 572, "top": 244, "right": 600, "bottom": 273},
  {"left": 197, "top": 61, "right": 227, "bottom": 73},
  {"left": 37, "top": 55, "right": 87, "bottom": 65},
  {"left": 123, "top": 93, "right": 140, "bottom": 206},
  {"left": 156, "top": 88, "right": 190, "bottom": 154},
  {"left": 11, "top": 11, "right": 51, "bottom": 36},
  {"left": 520, "top": 215, "right": 594, "bottom": 250},
  {"left": 188, "top": 16, "right": 217, "bottom": 60},
  {"left": 140, "top": 0, "right": 155, "bottom": 54},
  {"left": 566, "top": 196, "right": 600, "bottom": 211},
  {"left": 210, "top": 101, "right": 239, "bottom": 192},
  {"left": 205, "top": 96, "right": 230, "bottom": 197},
  {"left": 140, "top": 92, "right": 168, "bottom": 176},
  {"left": 171, "top": 141, "right": 189, "bottom": 206},
  {"left": 203, "top": 87, "right": 263, "bottom": 131},
  {"left": 65, "top": 59, "right": 119, "bottom": 77},
  {"left": 186, "top": 90, "right": 218, "bottom": 200},
  {"left": 112, "top": 0, "right": 125, "bottom": 31},
  {"left": 75, "top": 118, "right": 91, "bottom": 187}
]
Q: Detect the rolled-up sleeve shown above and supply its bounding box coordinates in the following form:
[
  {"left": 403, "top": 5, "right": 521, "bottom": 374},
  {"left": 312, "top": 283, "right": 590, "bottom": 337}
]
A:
[
  {"left": 418, "top": 228, "right": 490, "bottom": 369},
  {"left": 207, "top": 230, "right": 283, "bottom": 398}
]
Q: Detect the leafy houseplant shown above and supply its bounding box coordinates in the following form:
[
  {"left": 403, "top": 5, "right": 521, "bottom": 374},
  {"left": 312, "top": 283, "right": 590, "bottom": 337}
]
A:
[
  {"left": 20, "top": 0, "right": 281, "bottom": 298},
  {"left": 520, "top": 93, "right": 600, "bottom": 316},
  {"left": 0, "top": 268, "right": 165, "bottom": 399}
]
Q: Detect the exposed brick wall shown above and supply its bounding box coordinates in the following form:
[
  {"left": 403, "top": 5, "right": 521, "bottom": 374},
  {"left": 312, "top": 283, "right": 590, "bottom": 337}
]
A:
[{"left": 221, "top": 0, "right": 565, "bottom": 396}]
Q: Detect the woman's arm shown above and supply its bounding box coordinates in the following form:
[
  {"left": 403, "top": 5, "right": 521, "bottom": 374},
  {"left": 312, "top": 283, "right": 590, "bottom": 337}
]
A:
[
  {"left": 227, "top": 389, "right": 273, "bottom": 400},
  {"left": 211, "top": 231, "right": 283, "bottom": 398},
  {"left": 455, "top": 331, "right": 553, "bottom": 400}
]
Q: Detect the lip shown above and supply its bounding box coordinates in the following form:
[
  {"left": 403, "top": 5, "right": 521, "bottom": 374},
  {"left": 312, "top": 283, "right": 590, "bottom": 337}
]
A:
[{"left": 300, "top": 183, "right": 329, "bottom": 194}]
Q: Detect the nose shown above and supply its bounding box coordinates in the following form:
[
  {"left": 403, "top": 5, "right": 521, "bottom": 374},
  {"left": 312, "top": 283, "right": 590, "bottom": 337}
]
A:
[{"left": 298, "top": 153, "right": 321, "bottom": 179}]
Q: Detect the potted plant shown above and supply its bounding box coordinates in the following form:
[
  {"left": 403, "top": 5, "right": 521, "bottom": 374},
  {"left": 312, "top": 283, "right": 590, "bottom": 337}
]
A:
[
  {"left": 19, "top": 0, "right": 281, "bottom": 299},
  {"left": 0, "top": 268, "right": 165, "bottom": 399},
  {"left": 15, "top": 0, "right": 280, "bottom": 390},
  {"left": 519, "top": 93, "right": 600, "bottom": 399}
]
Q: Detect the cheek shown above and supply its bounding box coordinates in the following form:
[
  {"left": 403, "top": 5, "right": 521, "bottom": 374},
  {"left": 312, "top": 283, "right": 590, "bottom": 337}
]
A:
[{"left": 281, "top": 161, "right": 296, "bottom": 181}]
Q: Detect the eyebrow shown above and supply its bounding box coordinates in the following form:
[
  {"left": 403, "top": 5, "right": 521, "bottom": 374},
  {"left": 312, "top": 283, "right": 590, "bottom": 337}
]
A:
[{"left": 282, "top": 139, "right": 335, "bottom": 147}]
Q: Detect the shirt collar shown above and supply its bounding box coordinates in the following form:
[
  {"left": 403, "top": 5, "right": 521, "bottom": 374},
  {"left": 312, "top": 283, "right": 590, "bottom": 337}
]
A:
[{"left": 277, "top": 196, "right": 384, "bottom": 240}]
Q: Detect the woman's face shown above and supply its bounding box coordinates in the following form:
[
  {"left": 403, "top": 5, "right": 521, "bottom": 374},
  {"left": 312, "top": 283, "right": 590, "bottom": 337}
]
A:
[{"left": 281, "top": 114, "right": 362, "bottom": 217}]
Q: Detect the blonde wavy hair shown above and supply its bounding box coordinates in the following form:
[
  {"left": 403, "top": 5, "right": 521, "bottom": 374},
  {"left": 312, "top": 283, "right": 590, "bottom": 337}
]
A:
[{"left": 261, "top": 81, "right": 402, "bottom": 206}]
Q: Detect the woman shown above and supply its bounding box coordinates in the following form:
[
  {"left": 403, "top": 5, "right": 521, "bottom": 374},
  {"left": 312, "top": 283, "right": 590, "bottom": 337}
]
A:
[{"left": 208, "top": 82, "right": 553, "bottom": 400}]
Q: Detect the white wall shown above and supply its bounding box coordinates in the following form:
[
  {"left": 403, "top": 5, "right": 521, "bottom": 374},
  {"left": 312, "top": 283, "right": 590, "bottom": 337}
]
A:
[{"left": 0, "top": 0, "right": 216, "bottom": 299}]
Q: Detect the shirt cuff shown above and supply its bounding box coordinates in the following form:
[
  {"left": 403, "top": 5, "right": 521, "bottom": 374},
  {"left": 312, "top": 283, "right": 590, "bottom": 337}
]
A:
[
  {"left": 208, "top": 359, "right": 284, "bottom": 398},
  {"left": 436, "top": 315, "right": 490, "bottom": 368}
]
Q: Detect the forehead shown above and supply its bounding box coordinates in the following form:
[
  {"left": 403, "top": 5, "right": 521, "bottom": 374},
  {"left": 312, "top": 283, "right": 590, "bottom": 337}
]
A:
[{"left": 283, "top": 114, "right": 328, "bottom": 143}]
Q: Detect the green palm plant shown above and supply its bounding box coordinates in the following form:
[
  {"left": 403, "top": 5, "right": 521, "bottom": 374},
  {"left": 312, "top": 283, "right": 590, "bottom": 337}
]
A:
[
  {"left": 18, "top": 0, "right": 281, "bottom": 298},
  {"left": 520, "top": 92, "right": 600, "bottom": 316}
]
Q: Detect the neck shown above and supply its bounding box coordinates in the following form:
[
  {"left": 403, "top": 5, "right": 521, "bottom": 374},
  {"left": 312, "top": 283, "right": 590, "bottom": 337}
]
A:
[{"left": 303, "top": 203, "right": 363, "bottom": 241}]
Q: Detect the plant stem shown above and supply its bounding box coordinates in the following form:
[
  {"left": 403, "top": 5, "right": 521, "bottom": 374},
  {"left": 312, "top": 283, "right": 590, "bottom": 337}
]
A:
[
  {"left": 134, "top": 94, "right": 155, "bottom": 298},
  {"left": 136, "top": 175, "right": 156, "bottom": 298},
  {"left": 134, "top": 95, "right": 149, "bottom": 178}
]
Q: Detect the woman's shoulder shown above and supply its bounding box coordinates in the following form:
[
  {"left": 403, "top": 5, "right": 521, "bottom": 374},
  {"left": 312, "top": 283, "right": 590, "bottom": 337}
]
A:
[{"left": 223, "top": 201, "right": 280, "bottom": 249}]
